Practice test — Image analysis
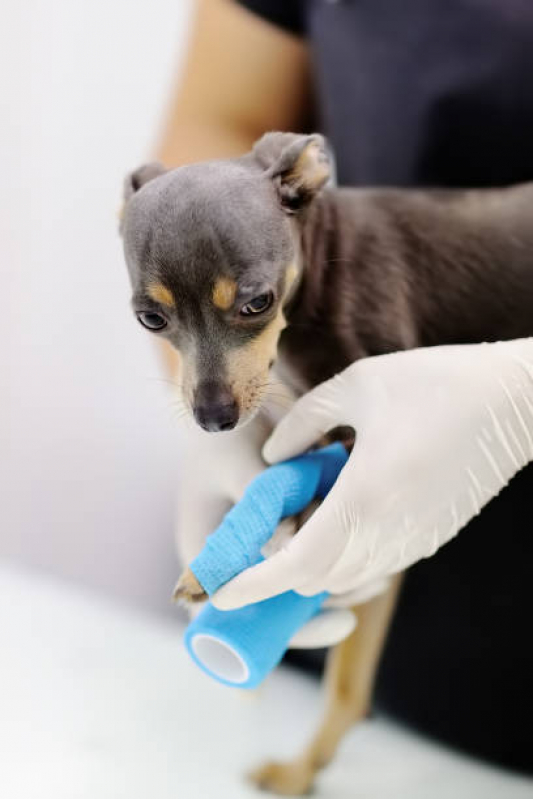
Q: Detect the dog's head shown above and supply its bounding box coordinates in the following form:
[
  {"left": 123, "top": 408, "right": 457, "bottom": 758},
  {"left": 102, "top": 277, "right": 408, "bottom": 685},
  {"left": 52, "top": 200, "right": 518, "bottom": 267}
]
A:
[{"left": 120, "top": 132, "right": 331, "bottom": 431}]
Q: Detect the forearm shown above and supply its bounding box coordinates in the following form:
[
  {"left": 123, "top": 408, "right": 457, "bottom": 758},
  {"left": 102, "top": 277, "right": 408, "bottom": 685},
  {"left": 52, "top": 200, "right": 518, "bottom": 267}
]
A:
[
  {"left": 155, "top": 0, "right": 310, "bottom": 167},
  {"left": 157, "top": 119, "right": 257, "bottom": 167}
]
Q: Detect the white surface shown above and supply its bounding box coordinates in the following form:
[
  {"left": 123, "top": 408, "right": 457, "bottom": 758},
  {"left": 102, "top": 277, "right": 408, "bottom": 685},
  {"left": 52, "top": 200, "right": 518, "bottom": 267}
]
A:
[
  {"left": 1, "top": 0, "right": 194, "bottom": 614},
  {"left": 1, "top": 563, "right": 531, "bottom": 799}
]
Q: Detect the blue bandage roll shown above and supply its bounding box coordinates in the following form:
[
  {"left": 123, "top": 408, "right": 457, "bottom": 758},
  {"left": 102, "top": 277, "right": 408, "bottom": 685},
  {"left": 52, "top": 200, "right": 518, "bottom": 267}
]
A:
[
  {"left": 183, "top": 443, "right": 348, "bottom": 688},
  {"left": 185, "top": 591, "right": 327, "bottom": 689}
]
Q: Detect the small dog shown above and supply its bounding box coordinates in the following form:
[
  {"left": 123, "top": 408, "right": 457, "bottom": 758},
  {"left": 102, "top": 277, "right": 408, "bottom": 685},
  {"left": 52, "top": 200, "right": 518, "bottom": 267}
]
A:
[{"left": 120, "top": 132, "right": 533, "bottom": 795}]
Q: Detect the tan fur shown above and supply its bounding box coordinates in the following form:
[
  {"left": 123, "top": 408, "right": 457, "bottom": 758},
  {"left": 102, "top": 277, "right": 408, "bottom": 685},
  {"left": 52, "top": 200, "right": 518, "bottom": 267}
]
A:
[
  {"left": 284, "top": 262, "right": 299, "bottom": 298},
  {"left": 147, "top": 282, "right": 175, "bottom": 308},
  {"left": 291, "top": 141, "right": 330, "bottom": 191},
  {"left": 227, "top": 307, "right": 287, "bottom": 415},
  {"left": 172, "top": 265, "right": 300, "bottom": 421},
  {"left": 250, "top": 574, "right": 403, "bottom": 795},
  {"left": 212, "top": 277, "right": 237, "bottom": 310},
  {"left": 223, "top": 264, "right": 298, "bottom": 416},
  {"left": 172, "top": 568, "right": 206, "bottom": 603}
]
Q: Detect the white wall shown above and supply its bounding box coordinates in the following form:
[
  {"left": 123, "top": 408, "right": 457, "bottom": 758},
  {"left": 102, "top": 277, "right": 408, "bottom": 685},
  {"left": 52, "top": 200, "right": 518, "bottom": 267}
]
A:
[{"left": 1, "top": 0, "right": 195, "bottom": 614}]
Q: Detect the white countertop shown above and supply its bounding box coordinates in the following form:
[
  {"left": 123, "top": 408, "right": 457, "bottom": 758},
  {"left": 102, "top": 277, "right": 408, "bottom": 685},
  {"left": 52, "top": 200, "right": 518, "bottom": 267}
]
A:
[{"left": 1, "top": 562, "right": 531, "bottom": 799}]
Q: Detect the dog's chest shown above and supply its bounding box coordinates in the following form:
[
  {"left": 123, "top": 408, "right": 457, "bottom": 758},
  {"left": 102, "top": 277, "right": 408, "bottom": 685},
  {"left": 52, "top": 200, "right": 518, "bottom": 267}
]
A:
[
  {"left": 273, "top": 352, "right": 309, "bottom": 398},
  {"left": 278, "top": 321, "right": 359, "bottom": 392}
]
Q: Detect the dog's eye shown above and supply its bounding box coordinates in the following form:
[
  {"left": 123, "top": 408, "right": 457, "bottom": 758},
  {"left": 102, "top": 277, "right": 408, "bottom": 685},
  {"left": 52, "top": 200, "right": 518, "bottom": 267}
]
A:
[
  {"left": 240, "top": 292, "right": 274, "bottom": 316},
  {"left": 137, "top": 311, "right": 167, "bottom": 331}
]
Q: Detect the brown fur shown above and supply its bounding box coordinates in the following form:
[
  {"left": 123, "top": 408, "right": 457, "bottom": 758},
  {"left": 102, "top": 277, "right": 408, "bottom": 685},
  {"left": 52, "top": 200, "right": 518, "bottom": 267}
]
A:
[{"left": 281, "top": 185, "right": 533, "bottom": 390}]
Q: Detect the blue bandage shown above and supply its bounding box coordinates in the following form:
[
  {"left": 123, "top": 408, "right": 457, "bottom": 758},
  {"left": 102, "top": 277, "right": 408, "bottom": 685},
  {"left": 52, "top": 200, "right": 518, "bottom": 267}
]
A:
[
  {"left": 184, "top": 443, "right": 348, "bottom": 688},
  {"left": 190, "top": 443, "right": 348, "bottom": 595}
]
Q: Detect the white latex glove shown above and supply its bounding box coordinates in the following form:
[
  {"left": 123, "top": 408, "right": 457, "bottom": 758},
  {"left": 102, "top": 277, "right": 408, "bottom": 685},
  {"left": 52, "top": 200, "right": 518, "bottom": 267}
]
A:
[
  {"left": 212, "top": 339, "right": 533, "bottom": 610},
  {"left": 174, "top": 380, "right": 357, "bottom": 647}
]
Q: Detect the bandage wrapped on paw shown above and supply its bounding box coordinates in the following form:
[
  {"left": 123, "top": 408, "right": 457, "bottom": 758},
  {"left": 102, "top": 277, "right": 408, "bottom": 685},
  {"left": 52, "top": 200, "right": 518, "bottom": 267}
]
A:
[{"left": 184, "top": 443, "right": 352, "bottom": 688}]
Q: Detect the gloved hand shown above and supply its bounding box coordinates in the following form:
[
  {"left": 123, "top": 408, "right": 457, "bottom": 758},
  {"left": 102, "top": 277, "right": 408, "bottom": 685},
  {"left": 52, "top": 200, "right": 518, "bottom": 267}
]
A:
[
  {"left": 174, "top": 380, "right": 356, "bottom": 646},
  {"left": 211, "top": 338, "right": 533, "bottom": 610}
]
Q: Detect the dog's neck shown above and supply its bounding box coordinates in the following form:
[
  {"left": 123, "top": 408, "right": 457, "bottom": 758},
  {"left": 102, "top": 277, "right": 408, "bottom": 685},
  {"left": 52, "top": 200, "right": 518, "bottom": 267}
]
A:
[{"left": 279, "top": 184, "right": 533, "bottom": 391}]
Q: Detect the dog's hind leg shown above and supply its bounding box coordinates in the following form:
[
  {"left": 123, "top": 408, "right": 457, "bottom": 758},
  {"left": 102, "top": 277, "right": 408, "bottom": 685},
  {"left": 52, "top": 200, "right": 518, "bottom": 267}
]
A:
[{"left": 249, "top": 573, "right": 403, "bottom": 796}]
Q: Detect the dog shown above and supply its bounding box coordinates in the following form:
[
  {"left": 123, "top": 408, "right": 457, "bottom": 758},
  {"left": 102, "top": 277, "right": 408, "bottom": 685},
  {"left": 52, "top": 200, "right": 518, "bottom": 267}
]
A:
[{"left": 120, "top": 132, "right": 533, "bottom": 795}]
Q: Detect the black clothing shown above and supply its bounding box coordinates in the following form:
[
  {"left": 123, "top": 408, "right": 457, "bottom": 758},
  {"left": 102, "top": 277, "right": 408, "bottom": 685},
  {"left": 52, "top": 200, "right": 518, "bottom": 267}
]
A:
[{"left": 240, "top": 0, "right": 533, "bottom": 187}]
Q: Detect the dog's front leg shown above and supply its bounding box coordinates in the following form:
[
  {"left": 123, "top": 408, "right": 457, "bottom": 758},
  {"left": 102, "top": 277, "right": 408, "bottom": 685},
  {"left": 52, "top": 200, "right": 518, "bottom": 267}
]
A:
[{"left": 250, "top": 573, "right": 403, "bottom": 796}]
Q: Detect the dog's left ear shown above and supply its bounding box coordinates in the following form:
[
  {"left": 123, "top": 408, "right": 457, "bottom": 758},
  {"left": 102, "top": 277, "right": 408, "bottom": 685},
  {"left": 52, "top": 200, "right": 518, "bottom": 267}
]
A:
[
  {"left": 252, "top": 132, "right": 331, "bottom": 213},
  {"left": 123, "top": 162, "right": 167, "bottom": 203}
]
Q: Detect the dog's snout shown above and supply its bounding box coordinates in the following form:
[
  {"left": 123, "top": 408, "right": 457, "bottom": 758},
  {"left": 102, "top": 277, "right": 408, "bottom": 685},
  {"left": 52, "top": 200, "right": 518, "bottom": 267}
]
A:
[{"left": 193, "top": 382, "right": 239, "bottom": 432}]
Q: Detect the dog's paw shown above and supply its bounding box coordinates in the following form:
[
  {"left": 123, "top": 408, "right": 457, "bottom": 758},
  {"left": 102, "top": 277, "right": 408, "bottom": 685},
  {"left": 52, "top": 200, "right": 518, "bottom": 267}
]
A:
[
  {"left": 248, "top": 760, "right": 316, "bottom": 796},
  {"left": 172, "top": 569, "right": 207, "bottom": 604}
]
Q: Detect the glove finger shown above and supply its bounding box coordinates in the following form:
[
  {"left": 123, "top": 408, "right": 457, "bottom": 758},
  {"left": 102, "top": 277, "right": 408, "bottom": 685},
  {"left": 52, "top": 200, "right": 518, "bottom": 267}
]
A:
[
  {"left": 288, "top": 609, "right": 357, "bottom": 649},
  {"left": 262, "top": 378, "right": 346, "bottom": 463},
  {"left": 211, "top": 490, "right": 347, "bottom": 610},
  {"left": 322, "top": 577, "right": 390, "bottom": 608},
  {"left": 210, "top": 548, "right": 310, "bottom": 610},
  {"left": 260, "top": 516, "right": 298, "bottom": 559}
]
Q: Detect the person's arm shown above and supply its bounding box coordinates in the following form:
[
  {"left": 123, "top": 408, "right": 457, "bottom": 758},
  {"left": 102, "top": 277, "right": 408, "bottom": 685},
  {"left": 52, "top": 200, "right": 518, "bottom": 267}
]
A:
[
  {"left": 153, "top": 0, "right": 311, "bottom": 374},
  {"left": 158, "top": 0, "right": 311, "bottom": 165},
  {"left": 211, "top": 338, "right": 533, "bottom": 610}
]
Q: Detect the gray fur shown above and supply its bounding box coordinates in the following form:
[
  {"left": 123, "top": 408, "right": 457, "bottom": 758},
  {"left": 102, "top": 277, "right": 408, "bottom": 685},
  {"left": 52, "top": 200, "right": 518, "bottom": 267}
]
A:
[{"left": 120, "top": 132, "right": 533, "bottom": 429}]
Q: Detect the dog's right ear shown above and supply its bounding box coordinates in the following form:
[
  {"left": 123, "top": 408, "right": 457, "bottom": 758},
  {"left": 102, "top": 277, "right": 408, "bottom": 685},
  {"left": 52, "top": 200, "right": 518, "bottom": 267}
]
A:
[
  {"left": 119, "top": 162, "right": 167, "bottom": 233},
  {"left": 123, "top": 162, "right": 167, "bottom": 203}
]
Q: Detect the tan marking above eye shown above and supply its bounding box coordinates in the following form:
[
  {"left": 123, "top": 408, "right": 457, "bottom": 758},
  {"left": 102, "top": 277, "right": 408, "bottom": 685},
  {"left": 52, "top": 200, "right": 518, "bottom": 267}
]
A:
[
  {"left": 212, "top": 277, "right": 237, "bottom": 310},
  {"left": 147, "top": 282, "right": 175, "bottom": 308}
]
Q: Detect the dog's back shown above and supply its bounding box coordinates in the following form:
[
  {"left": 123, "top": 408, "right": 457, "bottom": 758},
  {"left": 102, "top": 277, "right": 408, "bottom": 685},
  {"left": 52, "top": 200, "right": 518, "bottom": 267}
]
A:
[{"left": 279, "top": 182, "right": 533, "bottom": 391}]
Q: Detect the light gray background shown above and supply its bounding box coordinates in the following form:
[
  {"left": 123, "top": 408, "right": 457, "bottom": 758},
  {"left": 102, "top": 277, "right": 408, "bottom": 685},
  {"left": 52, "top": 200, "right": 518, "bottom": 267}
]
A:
[{"left": 1, "top": 0, "right": 195, "bottom": 615}]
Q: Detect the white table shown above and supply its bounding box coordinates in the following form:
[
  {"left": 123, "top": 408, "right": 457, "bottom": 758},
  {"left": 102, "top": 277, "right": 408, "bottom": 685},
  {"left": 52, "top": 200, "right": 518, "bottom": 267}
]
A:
[{"left": 1, "top": 562, "right": 531, "bottom": 799}]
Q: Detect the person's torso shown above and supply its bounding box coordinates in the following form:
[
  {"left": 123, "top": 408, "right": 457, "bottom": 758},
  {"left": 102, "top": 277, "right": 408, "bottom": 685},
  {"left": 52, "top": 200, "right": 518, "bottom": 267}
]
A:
[{"left": 307, "top": 0, "right": 533, "bottom": 187}]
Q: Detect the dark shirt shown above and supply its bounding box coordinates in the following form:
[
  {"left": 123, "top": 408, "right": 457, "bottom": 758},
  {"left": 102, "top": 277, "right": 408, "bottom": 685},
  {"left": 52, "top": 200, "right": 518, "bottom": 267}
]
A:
[
  {"left": 241, "top": 0, "right": 533, "bottom": 188},
  {"left": 239, "top": 0, "right": 533, "bottom": 776}
]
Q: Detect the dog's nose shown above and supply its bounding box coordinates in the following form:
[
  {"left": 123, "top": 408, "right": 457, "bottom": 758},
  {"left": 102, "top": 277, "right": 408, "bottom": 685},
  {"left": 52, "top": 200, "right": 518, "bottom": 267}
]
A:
[{"left": 193, "top": 382, "right": 239, "bottom": 432}]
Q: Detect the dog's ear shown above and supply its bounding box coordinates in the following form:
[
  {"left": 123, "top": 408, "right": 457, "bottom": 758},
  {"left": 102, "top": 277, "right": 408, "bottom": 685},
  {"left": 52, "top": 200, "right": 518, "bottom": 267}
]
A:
[
  {"left": 119, "top": 162, "right": 167, "bottom": 233},
  {"left": 123, "top": 162, "right": 167, "bottom": 203},
  {"left": 252, "top": 132, "right": 331, "bottom": 213}
]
